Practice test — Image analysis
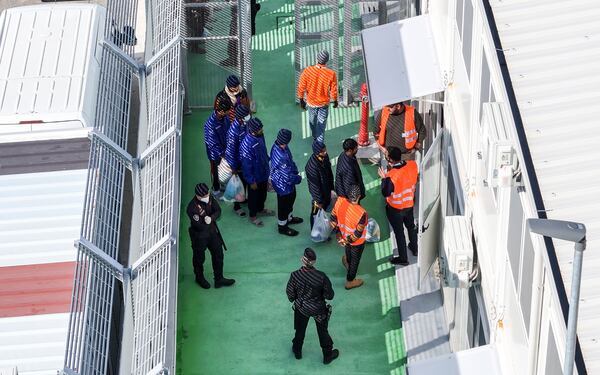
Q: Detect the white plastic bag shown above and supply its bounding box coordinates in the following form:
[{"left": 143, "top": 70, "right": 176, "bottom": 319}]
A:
[
  {"left": 311, "top": 209, "right": 333, "bottom": 242},
  {"left": 223, "top": 175, "right": 245, "bottom": 202},
  {"left": 365, "top": 218, "right": 381, "bottom": 243},
  {"left": 218, "top": 159, "right": 233, "bottom": 185}
]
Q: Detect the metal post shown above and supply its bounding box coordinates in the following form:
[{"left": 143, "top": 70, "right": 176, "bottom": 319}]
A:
[
  {"left": 564, "top": 240, "right": 586, "bottom": 375},
  {"left": 378, "top": 1, "right": 387, "bottom": 25}
]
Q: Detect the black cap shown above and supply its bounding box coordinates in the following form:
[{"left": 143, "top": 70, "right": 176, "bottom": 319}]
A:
[
  {"left": 387, "top": 146, "right": 402, "bottom": 162},
  {"left": 304, "top": 248, "right": 317, "bottom": 261},
  {"left": 195, "top": 183, "right": 209, "bottom": 196}
]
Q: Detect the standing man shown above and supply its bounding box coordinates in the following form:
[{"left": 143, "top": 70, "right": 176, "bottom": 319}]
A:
[
  {"left": 378, "top": 147, "right": 419, "bottom": 265},
  {"left": 286, "top": 248, "right": 340, "bottom": 365},
  {"left": 305, "top": 140, "right": 334, "bottom": 228},
  {"left": 205, "top": 95, "right": 232, "bottom": 195},
  {"left": 335, "top": 138, "right": 365, "bottom": 201},
  {"left": 215, "top": 75, "right": 251, "bottom": 121},
  {"left": 330, "top": 185, "right": 368, "bottom": 290},
  {"left": 225, "top": 104, "right": 251, "bottom": 217},
  {"left": 297, "top": 50, "right": 338, "bottom": 143},
  {"left": 187, "top": 183, "right": 235, "bottom": 289},
  {"left": 375, "top": 101, "right": 426, "bottom": 161},
  {"left": 241, "top": 118, "right": 274, "bottom": 227},
  {"left": 270, "top": 129, "right": 303, "bottom": 236}
]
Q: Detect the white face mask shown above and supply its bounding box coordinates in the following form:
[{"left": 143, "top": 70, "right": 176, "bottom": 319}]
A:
[
  {"left": 243, "top": 114, "right": 252, "bottom": 122},
  {"left": 200, "top": 196, "right": 210, "bottom": 203}
]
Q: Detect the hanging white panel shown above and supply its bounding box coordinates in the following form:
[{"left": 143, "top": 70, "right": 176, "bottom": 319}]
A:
[{"left": 361, "top": 14, "right": 445, "bottom": 109}]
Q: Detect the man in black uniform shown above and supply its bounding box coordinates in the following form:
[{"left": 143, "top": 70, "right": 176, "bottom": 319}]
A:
[
  {"left": 335, "top": 138, "right": 365, "bottom": 200},
  {"left": 305, "top": 140, "right": 334, "bottom": 228},
  {"left": 286, "top": 248, "right": 340, "bottom": 365},
  {"left": 187, "top": 183, "right": 235, "bottom": 289}
]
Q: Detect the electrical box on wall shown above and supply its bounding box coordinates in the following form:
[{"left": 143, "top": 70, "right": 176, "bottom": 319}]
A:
[
  {"left": 481, "top": 103, "right": 518, "bottom": 188},
  {"left": 441, "top": 216, "right": 474, "bottom": 288}
]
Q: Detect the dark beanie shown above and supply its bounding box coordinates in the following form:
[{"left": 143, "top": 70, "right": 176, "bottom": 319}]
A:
[
  {"left": 317, "top": 50, "right": 329, "bottom": 65},
  {"left": 312, "top": 140, "right": 325, "bottom": 154},
  {"left": 342, "top": 138, "right": 358, "bottom": 151},
  {"left": 348, "top": 184, "right": 361, "bottom": 202},
  {"left": 387, "top": 146, "right": 402, "bottom": 162},
  {"left": 276, "top": 128, "right": 292, "bottom": 145},
  {"left": 235, "top": 105, "right": 250, "bottom": 120},
  {"left": 226, "top": 74, "right": 240, "bottom": 88},
  {"left": 304, "top": 248, "right": 317, "bottom": 261},
  {"left": 195, "top": 183, "right": 209, "bottom": 196},
  {"left": 247, "top": 118, "right": 263, "bottom": 134}
]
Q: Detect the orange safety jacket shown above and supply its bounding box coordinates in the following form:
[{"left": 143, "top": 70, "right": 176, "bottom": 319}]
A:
[
  {"left": 378, "top": 105, "right": 418, "bottom": 149},
  {"left": 386, "top": 160, "right": 418, "bottom": 209},
  {"left": 297, "top": 64, "right": 338, "bottom": 107},
  {"left": 332, "top": 197, "right": 367, "bottom": 246}
]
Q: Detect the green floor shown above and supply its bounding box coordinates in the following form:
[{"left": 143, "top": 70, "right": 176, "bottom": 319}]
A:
[{"left": 176, "top": 1, "right": 406, "bottom": 373}]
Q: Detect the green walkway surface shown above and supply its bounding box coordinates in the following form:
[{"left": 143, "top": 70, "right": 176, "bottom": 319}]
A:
[{"left": 177, "top": 1, "right": 406, "bottom": 373}]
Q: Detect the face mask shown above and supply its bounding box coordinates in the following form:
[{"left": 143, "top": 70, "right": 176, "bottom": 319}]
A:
[
  {"left": 200, "top": 196, "right": 210, "bottom": 203},
  {"left": 243, "top": 114, "right": 252, "bottom": 122}
]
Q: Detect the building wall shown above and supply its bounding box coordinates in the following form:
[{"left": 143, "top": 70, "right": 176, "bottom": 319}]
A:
[{"left": 425, "top": 0, "right": 571, "bottom": 373}]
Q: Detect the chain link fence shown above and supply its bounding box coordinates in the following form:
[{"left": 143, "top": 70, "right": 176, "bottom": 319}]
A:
[
  {"left": 183, "top": 0, "right": 252, "bottom": 108},
  {"left": 63, "top": 0, "right": 183, "bottom": 374}
]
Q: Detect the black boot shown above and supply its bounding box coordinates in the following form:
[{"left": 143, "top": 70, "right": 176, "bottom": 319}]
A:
[
  {"left": 278, "top": 225, "right": 299, "bottom": 236},
  {"left": 389, "top": 256, "right": 409, "bottom": 266},
  {"left": 195, "top": 276, "right": 211, "bottom": 289},
  {"left": 288, "top": 216, "right": 304, "bottom": 225},
  {"left": 292, "top": 346, "right": 302, "bottom": 360},
  {"left": 323, "top": 349, "right": 339, "bottom": 365},
  {"left": 215, "top": 277, "right": 236, "bottom": 288}
]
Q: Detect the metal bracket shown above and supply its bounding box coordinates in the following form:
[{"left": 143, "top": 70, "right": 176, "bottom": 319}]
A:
[
  {"left": 131, "top": 235, "right": 177, "bottom": 279},
  {"left": 75, "top": 238, "right": 127, "bottom": 281},
  {"left": 101, "top": 39, "right": 143, "bottom": 73},
  {"left": 89, "top": 130, "right": 134, "bottom": 170},
  {"left": 140, "top": 126, "right": 180, "bottom": 162},
  {"left": 147, "top": 36, "right": 181, "bottom": 70}
]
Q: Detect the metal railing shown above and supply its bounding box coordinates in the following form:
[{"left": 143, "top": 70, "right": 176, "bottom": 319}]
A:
[{"left": 63, "top": 0, "right": 183, "bottom": 374}]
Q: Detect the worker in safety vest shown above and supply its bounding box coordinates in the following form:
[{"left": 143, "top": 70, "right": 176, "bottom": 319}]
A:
[
  {"left": 330, "top": 185, "right": 368, "bottom": 290},
  {"left": 374, "top": 102, "right": 426, "bottom": 161},
  {"left": 378, "top": 147, "right": 419, "bottom": 266}
]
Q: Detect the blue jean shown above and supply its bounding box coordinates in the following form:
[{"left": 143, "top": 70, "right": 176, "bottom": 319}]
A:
[{"left": 308, "top": 105, "right": 329, "bottom": 143}]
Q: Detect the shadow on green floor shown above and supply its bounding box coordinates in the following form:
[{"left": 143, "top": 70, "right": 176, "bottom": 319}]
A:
[{"left": 177, "top": 1, "right": 406, "bottom": 374}]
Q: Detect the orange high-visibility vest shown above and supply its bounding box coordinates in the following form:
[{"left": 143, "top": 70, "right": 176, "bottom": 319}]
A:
[
  {"left": 386, "top": 161, "right": 418, "bottom": 209},
  {"left": 378, "top": 105, "right": 417, "bottom": 149},
  {"left": 332, "top": 197, "right": 367, "bottom": 246}
]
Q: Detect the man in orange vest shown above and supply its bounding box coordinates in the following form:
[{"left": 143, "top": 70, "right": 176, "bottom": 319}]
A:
[
  {"left": 330, "top": 185, "right": 368, "bottom": 289},
  {"left": 375, "top": 102, "right": 426, "bottom": 161},
  {"left": 378, "top": 147, "right": 419, "bottom": 266},
  {"left": 297, "top": 50, "right": 338, "bottom": 143}
]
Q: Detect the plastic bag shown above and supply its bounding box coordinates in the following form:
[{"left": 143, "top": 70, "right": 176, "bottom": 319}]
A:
[
  {"left": 365, "top": 218, "right": 381, "bottom": 243},
  {"left": 218, "top": 159, "right": 233, "bottom": 185},
  {"left": 223, "top": 175, "right": 245, "bottom": 202},
  {"left": 310, "top": 209, "right": 333, "bottom": 242}
]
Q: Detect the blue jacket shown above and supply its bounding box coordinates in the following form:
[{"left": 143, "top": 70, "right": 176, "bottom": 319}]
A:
[
  {"left": 241, "top": 133, "right": 270, "bottom": 184},
  {"left": 225, "top": 119, "right": 246, "bottom": 171},
  {"left": 204, "top": 111, "right": 230, "bottom": 161},
  {"left": 270, "top": 144, "right": 302, "bottom": 195}
]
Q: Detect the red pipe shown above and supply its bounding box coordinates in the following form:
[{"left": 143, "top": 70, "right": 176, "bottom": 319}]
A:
[{"left": 358, "top": 83, "right": 370, "bottom": 146}]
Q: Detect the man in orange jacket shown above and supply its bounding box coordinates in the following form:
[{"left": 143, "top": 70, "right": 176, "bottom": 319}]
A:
[
  {"left": 330, "top": 185, "right": 368, "bottom": 289},
  {"left": 378, "top": 147, "right": 419, "bottom": 266},
  {"left": 297, "top": 50, "right": 338, "bottom": 143},
  {"left": 375, "top": 102, "right": 426, "bottom": 161}
]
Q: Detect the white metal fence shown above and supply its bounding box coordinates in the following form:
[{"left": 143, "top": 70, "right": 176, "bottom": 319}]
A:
[{"left": 63, "top": 0, "right": 183, "bottom": 374}]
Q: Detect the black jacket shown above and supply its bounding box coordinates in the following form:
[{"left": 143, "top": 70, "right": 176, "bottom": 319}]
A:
[
  {"left": 187, "top": 195, "right": 222, "bottom": 239},
  {"left": 305, "top": 153, "right": 334, "bottom": 206},
  {"left": 286, "top": 266, "right": 334, "bottom": 322},
  {"left": 335, "top": 152, "right": 365, "bottom": 199}
]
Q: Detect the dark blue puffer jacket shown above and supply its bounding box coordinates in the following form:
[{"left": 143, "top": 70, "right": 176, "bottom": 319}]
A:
[
  {"left": 204, "top": 111, "right": 230, "bottom": 161},
  {"left": 270, "top": 144, "right": 302, "bottom": 195},
  {"left": 225, "top": 118, "right": 246, "bottom": 171},
  {"left": 241, "top": 133, "right": 270, "bottom": 184}
]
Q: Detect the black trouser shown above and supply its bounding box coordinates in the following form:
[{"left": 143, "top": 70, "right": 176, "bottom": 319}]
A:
[
  {"left": 277, "top": 188, "right": 296, "bottom": 226},
  {"left": 248, "top": 180, "right": 268, "bottom": 217},
  {"left": 385, "top": 205, "right": 418, "bottom": 263},
  {"left": 233, "top": 172, "right": 248, "bottom": 211},
  {"left": 345, "top": 243, "right": 364, "bottom": 281},
  {"left": 309, "top": 198, "right": 331, "bottom": 229},
  {"left": 292, "top": 309, "right": 333, "bottom": 357},
  {"left": 189, "top": 228, "right": 224, "bottom": 281},
  {"left": 210, "top": 159, "right": 221, "bottom": 192}
]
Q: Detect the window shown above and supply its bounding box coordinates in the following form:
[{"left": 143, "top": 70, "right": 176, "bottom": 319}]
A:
[
  {"left": 520, "top": 231, "right": 535, "bottom": 332},
  {"left": 456, "top": 0, "right": 464, "bottom": 38},
  {"left": 480, "top": 52, "right": 491, "bottom": 122},
  {"left": 507, "top": 187, "right": 524, "bottom": 288},
  {"left": 545, "top": 327, "right": 562, "bottom": 375},
  {"left": 462, "top": 0, "right": 474, "bottom": 79}
]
